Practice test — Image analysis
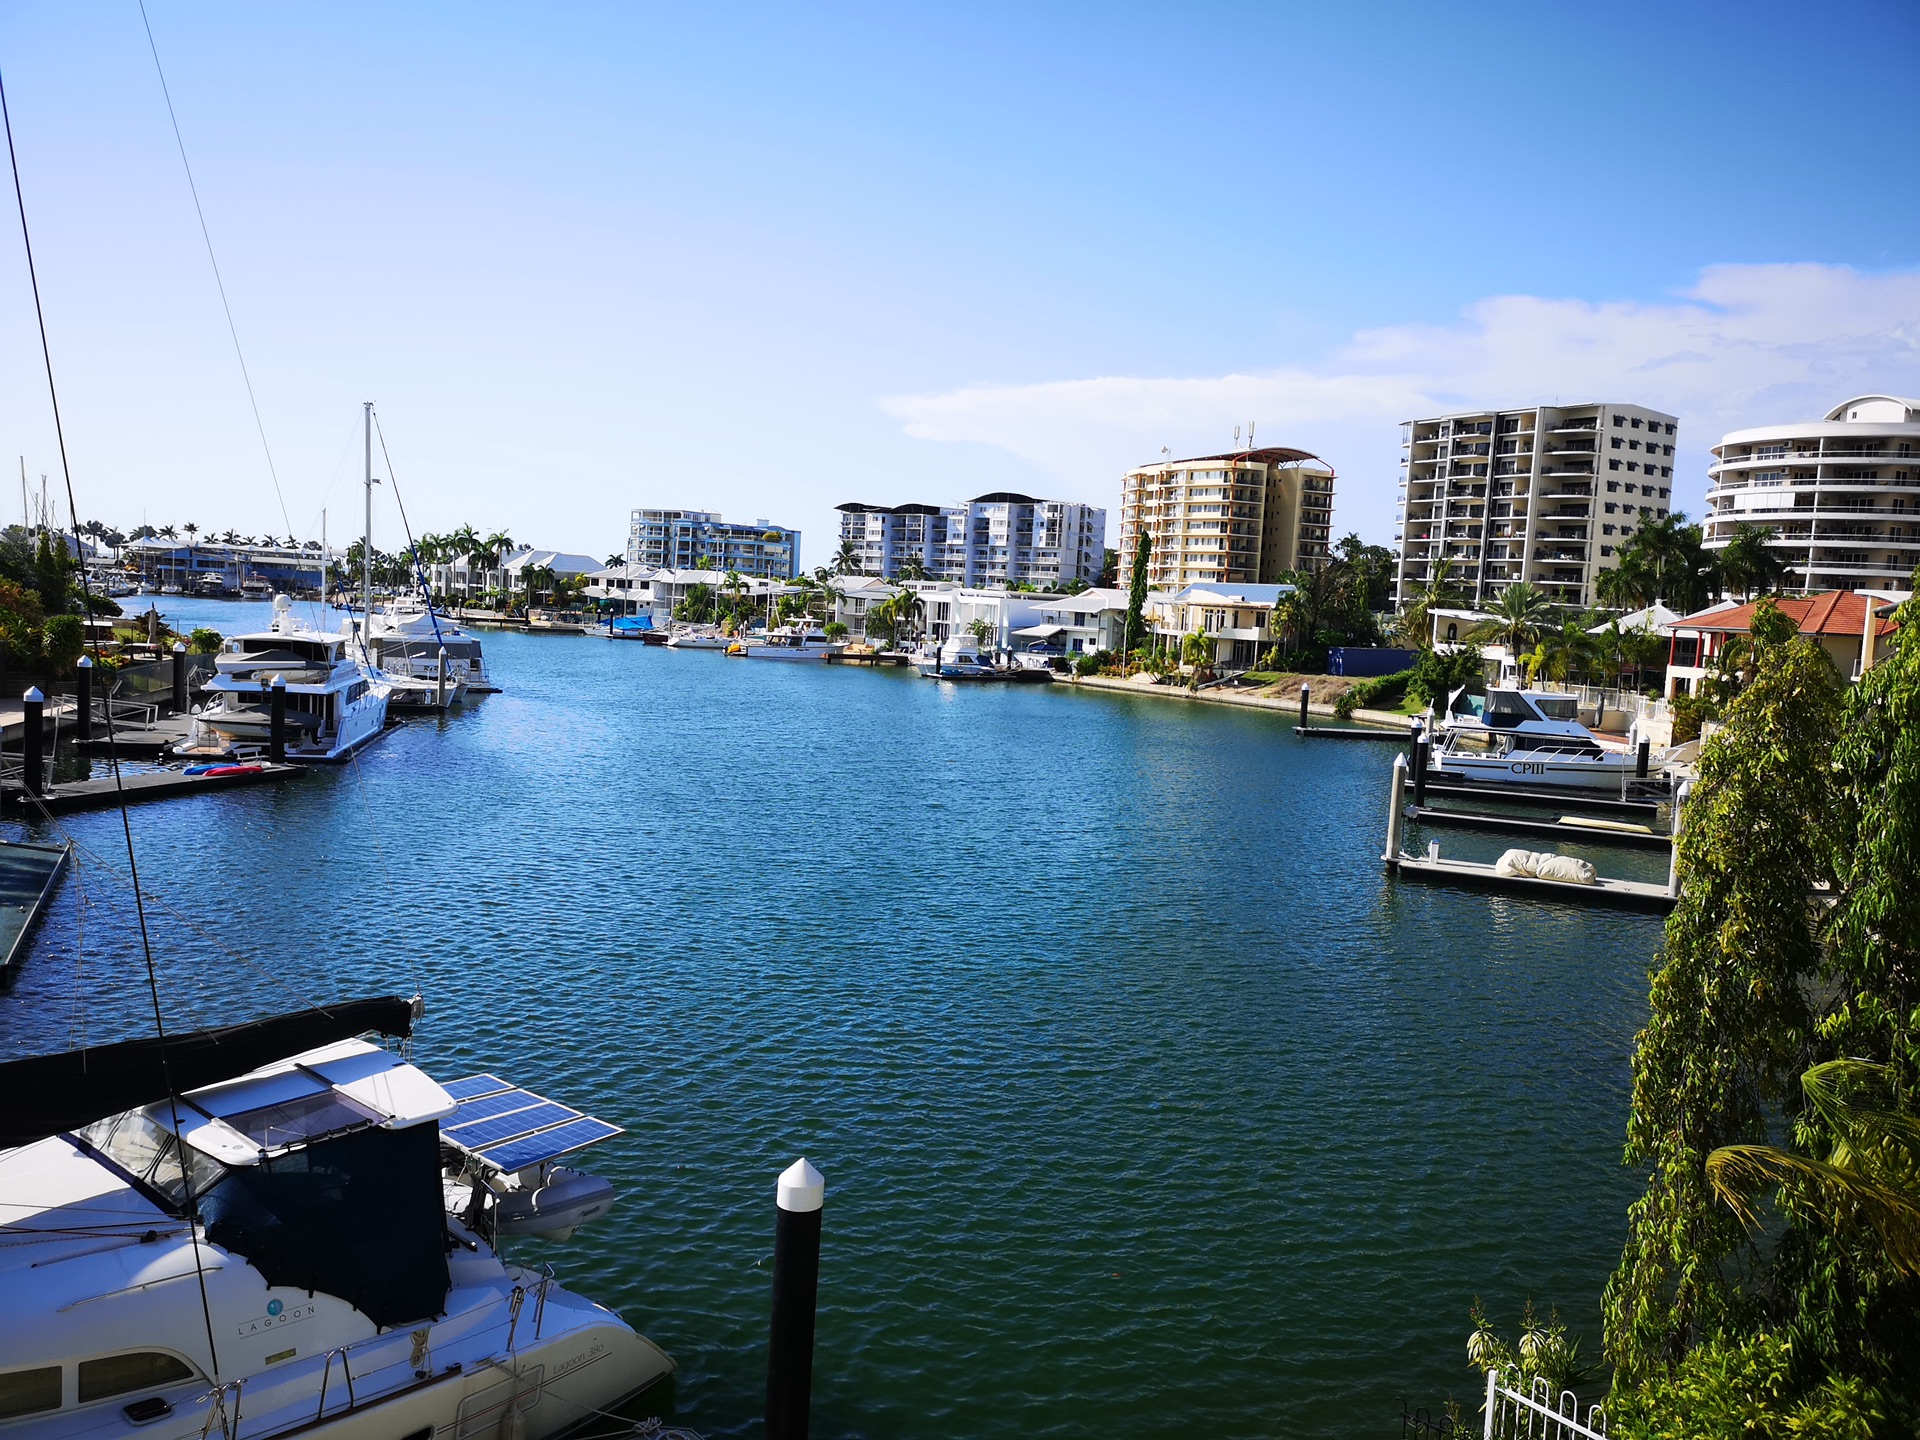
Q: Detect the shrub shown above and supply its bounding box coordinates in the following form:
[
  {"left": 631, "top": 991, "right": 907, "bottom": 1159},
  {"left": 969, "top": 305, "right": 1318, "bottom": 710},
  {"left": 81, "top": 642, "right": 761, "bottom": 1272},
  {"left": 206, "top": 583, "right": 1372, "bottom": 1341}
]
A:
[
  {"left": 189, "top": 627, "right": 223, "bottom": 654},
  {"left": 1334, "top": 667, "right": 1415, "bottom": 719},
  {"left": 1669, "top": 693, "right": 1713, "bottom": 744},
  {"left": 823, "top": 621, "right": 849, "bottom": 640},
  {"left": 44, "top": 614, "right": 84, "bottom": 677}
]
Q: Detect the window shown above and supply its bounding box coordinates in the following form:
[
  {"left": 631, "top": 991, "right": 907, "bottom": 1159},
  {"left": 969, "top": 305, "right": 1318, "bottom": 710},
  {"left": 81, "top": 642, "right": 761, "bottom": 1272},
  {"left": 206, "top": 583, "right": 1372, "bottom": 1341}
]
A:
[
  {"left": 1628, "top": 463, "right": 1640, "bottom": 473},
  {"left": 1608, "top": 459, "right": 1621, "bottom": 471},
  {"left": 1601, "top": 545, "right": 1614, "bottom": 556},
  {"left": 1629, "top": 439, "right": 1641, "bottom": 450},
  {"left": 1610, "top": 437, "right": 1623, "bottom": 449},
  {"left": 1665, "top": 423, "right": 1676, "bottom": 435},
  {"left": 78, "top": 1355, "right": 194, "bottom": 1405},
  {"left": 1631, "top": 417, "right": 1643, "bottom": 428},
  {"left": 0, "top": 1368, "right": 61, "bottom": 1420},
  {"left": 1612, "top": 414, "right": 1625, "bottom": 426},
  {"left": 1661, "top": 467, "right": 1672, "bottom": 478}
]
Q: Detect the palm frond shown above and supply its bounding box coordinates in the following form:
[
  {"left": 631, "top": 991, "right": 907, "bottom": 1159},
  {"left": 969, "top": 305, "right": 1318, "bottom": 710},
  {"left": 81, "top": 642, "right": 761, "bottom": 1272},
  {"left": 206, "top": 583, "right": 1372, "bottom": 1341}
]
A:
[{"left": 1706, "top": 1142, "right": 1920, "bottom": 1275}]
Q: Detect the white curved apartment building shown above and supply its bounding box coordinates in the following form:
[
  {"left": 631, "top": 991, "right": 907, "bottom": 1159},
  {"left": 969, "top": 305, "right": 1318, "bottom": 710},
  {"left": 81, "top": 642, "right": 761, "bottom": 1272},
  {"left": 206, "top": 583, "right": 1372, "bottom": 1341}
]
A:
[{"left": 1706, "top": 395, "right": 1920, "bottom": 593}]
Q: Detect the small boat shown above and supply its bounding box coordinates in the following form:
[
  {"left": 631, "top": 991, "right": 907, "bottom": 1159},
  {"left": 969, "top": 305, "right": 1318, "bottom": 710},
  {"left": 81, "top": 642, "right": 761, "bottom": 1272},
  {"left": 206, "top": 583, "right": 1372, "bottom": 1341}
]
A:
[
  {"left": 240, "top": 574, "right": 273, "bottom": 598},
  {"left": 665, "top": 628, "right": 730, "bottom": 650},
  {"left": 194, "top": 573, "right": 230, "bottom": 596},
  {"left": 159, "top": 583, "right": 185, "bottom": 595},
  {"left": 607, "top": 615, "right": 655, "bottom": 641},
  {"left": 915, "top": 635, "right": 1000, "bottom": 680},
  {"left": 726, "top": 624, "right": 844, "bottom": 661},
  {"left": 1428, "top": 686, "right": 1641, "bottom": 792},
  {"left": 0, "top": 999, "right": 674, "bottom": 1440},
  {"left": 384, "top": 672, "right": 468, "bottom": 711}
]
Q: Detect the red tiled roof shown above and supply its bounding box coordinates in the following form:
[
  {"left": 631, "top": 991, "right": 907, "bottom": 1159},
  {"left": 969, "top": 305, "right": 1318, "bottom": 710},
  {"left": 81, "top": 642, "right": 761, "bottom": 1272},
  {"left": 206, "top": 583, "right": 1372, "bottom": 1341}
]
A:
[{"left": 1676, "top": 591, "right": 1899, "bottom": 638}]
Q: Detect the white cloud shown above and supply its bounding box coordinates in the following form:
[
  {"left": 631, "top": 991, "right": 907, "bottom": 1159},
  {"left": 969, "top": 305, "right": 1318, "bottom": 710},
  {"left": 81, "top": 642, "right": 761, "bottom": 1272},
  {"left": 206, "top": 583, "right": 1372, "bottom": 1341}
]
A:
[{"left": 881, "top": 263, "right": 1920, "bottom": 542}]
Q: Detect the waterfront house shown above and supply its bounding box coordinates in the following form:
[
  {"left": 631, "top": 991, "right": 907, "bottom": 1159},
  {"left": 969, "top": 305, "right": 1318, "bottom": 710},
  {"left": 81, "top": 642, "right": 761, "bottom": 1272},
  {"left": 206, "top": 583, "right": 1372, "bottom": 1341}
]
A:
[
  {"left": 1146, "top": 582, "right": 1295, "bottom": 669},
  {"left": 1665, "top": 591, "right": 1901, "bottom": 697},
  {"left": 830, "top": 576, "right": 902, "bottom": 637},
  {"left": 1010, "top": 586, "right": 1132, "bottom": 655}
]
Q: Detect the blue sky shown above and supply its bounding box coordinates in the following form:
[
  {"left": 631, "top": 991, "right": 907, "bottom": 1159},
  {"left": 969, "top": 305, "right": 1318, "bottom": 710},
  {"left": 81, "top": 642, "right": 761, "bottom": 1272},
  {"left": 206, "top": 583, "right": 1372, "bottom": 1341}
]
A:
[{"left": 0, "top": 1, "right": 1915, "bottom": 565}]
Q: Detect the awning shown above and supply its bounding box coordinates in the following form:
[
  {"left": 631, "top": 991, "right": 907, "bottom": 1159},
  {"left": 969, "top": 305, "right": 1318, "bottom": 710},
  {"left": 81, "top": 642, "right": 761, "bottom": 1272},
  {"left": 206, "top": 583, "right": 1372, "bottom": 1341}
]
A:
[{"left": 1012, "top": 624, "right": 1066, "bottom": 638}]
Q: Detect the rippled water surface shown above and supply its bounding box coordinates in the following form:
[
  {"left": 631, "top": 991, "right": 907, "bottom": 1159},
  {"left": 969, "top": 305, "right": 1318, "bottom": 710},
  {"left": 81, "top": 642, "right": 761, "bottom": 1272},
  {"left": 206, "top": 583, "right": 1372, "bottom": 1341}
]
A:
[{"left": 1, "top": 599, "right": 1664, "bottom": 1439}]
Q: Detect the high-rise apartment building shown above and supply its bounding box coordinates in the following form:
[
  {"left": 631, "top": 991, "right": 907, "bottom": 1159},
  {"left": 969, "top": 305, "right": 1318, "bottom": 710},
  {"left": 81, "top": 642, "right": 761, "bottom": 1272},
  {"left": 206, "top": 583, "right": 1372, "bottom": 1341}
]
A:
[
  {"left": 1393, "top": 403, "right": 1678, "bottom": 609},
  {"left": 834, "top": 493, "right": 1106, "bottom": 586},
  {"left": 1115, "top": 448, "right": 1334, "bottom": 589},
  {"left": 626, "top": 509, "right": 800, "bottom": 579},
  {"left": 1704, "top": 394, "right": 1920, "bottom": 594}
]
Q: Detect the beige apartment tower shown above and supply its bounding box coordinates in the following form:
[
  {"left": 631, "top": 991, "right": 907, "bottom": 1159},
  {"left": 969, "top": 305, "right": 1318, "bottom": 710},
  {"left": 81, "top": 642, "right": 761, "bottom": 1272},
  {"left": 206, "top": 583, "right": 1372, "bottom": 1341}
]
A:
[
  {"left": 1117, "top": 447, "right": 1335, "bottom": 588},
  {"left": 1393, "top": 402, "right": 1678, "bottom": 609}
]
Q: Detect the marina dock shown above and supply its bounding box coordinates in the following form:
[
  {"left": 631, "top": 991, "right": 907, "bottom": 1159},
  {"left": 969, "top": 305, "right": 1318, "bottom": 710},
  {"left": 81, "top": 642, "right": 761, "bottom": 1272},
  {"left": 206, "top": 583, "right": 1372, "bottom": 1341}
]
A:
[
  {"left": 1295, "top": 723, "right": 1409, "bottom": 741},
  {"left": 1388, "top": 849, "right": 1676, "bottom": 912},
  {"left": 1406, "top": 805, "right": 1673, "bottom": 851},
  {"left": 0, "top": 838, "right": 69, "bottom": 978},
  {"left": 2, "top": 764, "right": 304, "bottom": 815}
]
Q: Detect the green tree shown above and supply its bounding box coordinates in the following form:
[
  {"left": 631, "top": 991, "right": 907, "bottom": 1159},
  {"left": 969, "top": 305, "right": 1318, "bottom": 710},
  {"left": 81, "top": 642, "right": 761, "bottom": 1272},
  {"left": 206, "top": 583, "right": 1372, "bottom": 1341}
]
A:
[
  {"left": 1468, "top": 581, "right": 1555, "bottom": 656},
  {"left": 1394, "top": 556, "right": 1464, "bottom": 647},
  {"left": 1123, "top": 533, "right": 1151, "bottom": 658},
  {"left": 1605, "top": 602, "right": 1844, "bottom": 1384},
  {"left": 1714, "top": 522, "right": 1790, "bottom": 602}
]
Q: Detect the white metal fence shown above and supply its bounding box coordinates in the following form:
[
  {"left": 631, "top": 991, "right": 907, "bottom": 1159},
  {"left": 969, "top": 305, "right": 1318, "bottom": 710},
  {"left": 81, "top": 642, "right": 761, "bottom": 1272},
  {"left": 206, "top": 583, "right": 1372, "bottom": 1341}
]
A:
[{"left": 1483, "top": 1368, "right": 1606, "bottom": 1440}]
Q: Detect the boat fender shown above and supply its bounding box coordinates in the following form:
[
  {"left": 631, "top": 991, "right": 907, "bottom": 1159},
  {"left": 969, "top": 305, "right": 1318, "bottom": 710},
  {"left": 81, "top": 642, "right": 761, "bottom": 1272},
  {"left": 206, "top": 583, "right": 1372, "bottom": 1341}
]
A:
[{"left": 200, "top": 764, "right": 264, "bottom": 778}]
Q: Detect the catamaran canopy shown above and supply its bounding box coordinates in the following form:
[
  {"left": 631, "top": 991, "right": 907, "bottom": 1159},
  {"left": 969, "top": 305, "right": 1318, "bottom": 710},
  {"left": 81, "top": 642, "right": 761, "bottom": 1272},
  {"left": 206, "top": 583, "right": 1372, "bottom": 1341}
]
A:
[{"left": 0, "top": 996, "right": 417, "bottom": 1149}]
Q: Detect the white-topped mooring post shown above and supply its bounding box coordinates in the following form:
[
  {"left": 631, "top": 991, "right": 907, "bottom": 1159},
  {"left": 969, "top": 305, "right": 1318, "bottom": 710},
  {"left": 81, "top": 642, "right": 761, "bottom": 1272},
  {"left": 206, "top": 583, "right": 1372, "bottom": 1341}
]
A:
[
  {"left": 1298, "top": 682, "right": 1310, "bottom": 730},
  {"left": 1667, "top": 779, "right": 1691, "bottom": 899},
  {"left": 171, "top": 640, "right": 188, "bottom": 713},
  {"left": 75, "top": 655, "right": 92, "bottom": 742},
  {"left": 437, "top": 646, "right": 449, "bottom": 709},
  {"left": 21, "top": 686, "right": 43, "bottom": 796},
  {"left": 1383, "top": 752, "right": 1407, "bottom": 865},
  {"left": 269, "top": 677, "right": 287, "bottom": 764},
  {"left": 767, "top": 1157, "right": 825, "bottom": 1440}
]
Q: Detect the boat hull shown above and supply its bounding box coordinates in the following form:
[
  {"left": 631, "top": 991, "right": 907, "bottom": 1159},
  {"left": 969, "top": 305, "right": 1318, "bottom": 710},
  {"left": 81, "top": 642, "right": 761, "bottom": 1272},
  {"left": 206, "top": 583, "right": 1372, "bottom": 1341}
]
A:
[{"left": 1430, "top": 755, "right": 1630, "bottom": 791}]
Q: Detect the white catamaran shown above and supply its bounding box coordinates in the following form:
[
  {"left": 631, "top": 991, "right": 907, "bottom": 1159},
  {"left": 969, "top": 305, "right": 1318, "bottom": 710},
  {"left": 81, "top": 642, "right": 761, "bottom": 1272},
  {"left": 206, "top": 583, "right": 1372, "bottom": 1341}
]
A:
[{"left": 0, "top": 999, "right": 673, "bottom": 1440}]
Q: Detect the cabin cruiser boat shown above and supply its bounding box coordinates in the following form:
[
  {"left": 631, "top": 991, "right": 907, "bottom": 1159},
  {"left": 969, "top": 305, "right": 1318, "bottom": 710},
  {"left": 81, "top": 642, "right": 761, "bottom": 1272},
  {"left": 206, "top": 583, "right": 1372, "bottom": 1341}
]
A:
[
  {"left": 914, "top": 635, "right": 999, "bottom": 680},
  {"left": 1428, "top": 686, "right": 1640, "bottom": 792},
  {"left": 365, "top": 603, "right": 497, "bottom": 696},
  {"left": 240, "top": 576, "right": 273, "bottom": 599},
  {"left": 726, "top": 624, "right": 843, "bottom": 661},
  {"left": 194, "top": 574, "right": 229, "bottom": 598},
  {"left": 0, "top": 998, "right": 673, "bottom": 1440},
  {"left": 187, "top": 595, "right": 390, "bottom": 762},
  {"left": 664, "top": 627, "right": 729, "bottom": 650},
  {"left": 605, "top": 616, "right": 655, "bottom": 642}
]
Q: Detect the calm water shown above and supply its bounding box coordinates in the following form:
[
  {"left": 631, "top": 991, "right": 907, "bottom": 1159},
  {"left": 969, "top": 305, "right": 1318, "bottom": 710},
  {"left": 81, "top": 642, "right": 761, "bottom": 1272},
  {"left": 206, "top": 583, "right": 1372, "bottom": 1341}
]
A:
[{"left": 1, "top": 598, "right": 1664, "bottom": 1439}]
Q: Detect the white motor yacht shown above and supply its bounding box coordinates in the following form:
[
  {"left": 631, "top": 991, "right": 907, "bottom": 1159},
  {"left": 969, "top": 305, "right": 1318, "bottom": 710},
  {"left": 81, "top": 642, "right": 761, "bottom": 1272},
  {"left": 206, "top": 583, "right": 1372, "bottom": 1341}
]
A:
[
  {"left": 914, "top": 635, "right": 999, "bottom": 680},
  {"left": 0, "top": 998, "right": 673, "bottom": 1440},
  {"left": 725, "top": 624, "right": 844, "bottom": 661},
  {"left": 1429, "top": 686, "right": 1640, "bottom": 791},
  {"left": 366, "top": 604, "right": 497, "bottom": 696},
  {"left": 191, "top": 596, "right": 390, "bottom": 762},
  {"left": 664, "top": 628, "right": 729, "bottom": 650}
]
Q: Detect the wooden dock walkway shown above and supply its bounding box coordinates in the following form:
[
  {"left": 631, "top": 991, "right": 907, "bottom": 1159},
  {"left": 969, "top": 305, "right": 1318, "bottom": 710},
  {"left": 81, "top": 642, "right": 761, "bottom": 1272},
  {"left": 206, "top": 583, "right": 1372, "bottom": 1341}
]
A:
[
  {"left": 0, "top": 839, "right": 69, "bottom": 977},
  {"left": 1416, "top": 778, "right": 1662, "bottom": 816},
  {"left": 2, "top": 764, "right": 304, "bottom": 815},
  {"left": 76, "top": 714, "right": 194, "bottom": 758},
  {"left": 1387, "top": 851, "right": 1676, "bottom": 912},
  {"left": 1296, "top": 723, "right": 1409, "bottom": 741},
  {"left": 1406, "top": 805, "right": 1673, "bottom": 850}
]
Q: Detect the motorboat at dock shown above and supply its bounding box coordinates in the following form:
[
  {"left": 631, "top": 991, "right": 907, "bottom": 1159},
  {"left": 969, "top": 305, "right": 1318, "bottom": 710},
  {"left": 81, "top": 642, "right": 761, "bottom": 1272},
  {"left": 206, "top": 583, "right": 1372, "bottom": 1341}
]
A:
[
  {"left": 186, "top": 595, "right": 390, "bottom": 762},
  {"left": 726, "top": 624, "right": 844, "bottom": 661},
  {"left": 0, "top": 997, "right": 673, "bottom": 1440},
  {"left": 365, "top": 603, "right": 498, "bottom": 695},
  {"left": 914, "top": 635, "right": 1000, "bottom": 680},
  {"left": 664, "top": 627, "right": 730, "bottom": 650},
  {"left": 1428, "top": 686, "right": 1649, "bottom": 793}
]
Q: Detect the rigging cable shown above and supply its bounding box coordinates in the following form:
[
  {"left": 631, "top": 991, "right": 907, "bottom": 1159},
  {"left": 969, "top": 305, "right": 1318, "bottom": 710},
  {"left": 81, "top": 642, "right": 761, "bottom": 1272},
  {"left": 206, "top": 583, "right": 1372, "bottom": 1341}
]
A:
[
  {"left": 372, "top": 409, "right": 449, "bottom": 647},
  {"left": 0, "top": 56, "right": 224, "bottom": 1385},
  {"left": 136, "top": 0, "right": 297, "bottom": 550}
]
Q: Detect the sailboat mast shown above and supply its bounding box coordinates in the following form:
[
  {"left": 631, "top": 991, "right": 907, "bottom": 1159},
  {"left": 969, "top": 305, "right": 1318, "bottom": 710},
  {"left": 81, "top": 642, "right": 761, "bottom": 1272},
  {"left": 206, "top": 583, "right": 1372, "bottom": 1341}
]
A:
[{"left": 362, "top": 401, "right": 374, "bottom": 648}]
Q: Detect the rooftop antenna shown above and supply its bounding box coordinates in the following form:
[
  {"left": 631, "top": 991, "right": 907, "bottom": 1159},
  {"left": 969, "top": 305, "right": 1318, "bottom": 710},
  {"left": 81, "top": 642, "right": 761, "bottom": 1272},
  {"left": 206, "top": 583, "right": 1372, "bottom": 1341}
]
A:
[
  {"left": 1234, "top": 425, "right": 1241, "bottom": 449},
  {"left": 1247, "top": 421, "right": 1256, "bottom": 449}
]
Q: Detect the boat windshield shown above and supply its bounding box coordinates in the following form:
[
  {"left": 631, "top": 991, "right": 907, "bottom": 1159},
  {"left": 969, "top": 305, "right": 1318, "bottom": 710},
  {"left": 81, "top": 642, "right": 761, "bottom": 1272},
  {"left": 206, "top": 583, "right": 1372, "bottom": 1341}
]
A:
[
  {"left": 1484, "top": 691, "right": 1541, "bottom": 728},
  {"left": 76, "top": 1109, "right": 224, "bottom": 1209},
  {"left": 1532, "top": 695, "right": 1580, "bottom": 721}
]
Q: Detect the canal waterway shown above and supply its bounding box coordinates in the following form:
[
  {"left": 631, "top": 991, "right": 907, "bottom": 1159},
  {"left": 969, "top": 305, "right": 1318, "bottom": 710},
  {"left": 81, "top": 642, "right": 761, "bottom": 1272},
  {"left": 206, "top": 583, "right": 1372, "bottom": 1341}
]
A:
[{"left": 0, "top": 598, "right": 1665, "bottom": 1439}]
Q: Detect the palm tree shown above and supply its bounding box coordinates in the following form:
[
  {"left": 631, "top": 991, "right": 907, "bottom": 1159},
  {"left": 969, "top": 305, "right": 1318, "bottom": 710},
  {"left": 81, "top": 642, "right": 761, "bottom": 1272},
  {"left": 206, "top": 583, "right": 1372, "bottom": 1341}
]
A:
[
  {"left": 1708, "top": 1060, "right": 1920, "bottom": 1276},
  {"left": 158, "top": 523, "right": 178, "bottom": 541},
  {"left": 1468, "top": 581, "right": 1555, "bottom": 656},
  {"left": 1395, "top": 556, "right": 1464, "bottom": 646},
  {"left": 1715, "top": 522, "right": 1789, "bottom": 600},
  {"left": 832, "top": 537, "right": 860, "bottom": 576}
]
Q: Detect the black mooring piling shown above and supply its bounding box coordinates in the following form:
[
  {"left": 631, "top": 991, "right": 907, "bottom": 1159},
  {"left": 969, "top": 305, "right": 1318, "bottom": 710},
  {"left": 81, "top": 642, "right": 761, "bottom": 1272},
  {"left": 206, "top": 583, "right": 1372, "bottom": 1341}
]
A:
[
  {"left": 75, "top": 656, "right": 92, "bottom": 743},
  {"left": 1298, "top": 683, "right": 1309, "bottom": 728},
  {"left": 269, "top": 677, "right": 287, "bottom": 764},
  {"left": 171, "top": 641, "right": 188, "bottom": 714},
  {"left": 1635, "top": 739, "right": 1650, "bottom": 779},
  {"left": 767, "top": 1157, "right": 825, "bottom": 1440},
  {"left": 1412, "top": 724, "right": 1429, "bottom": 808},
  {"left": 22, "top": 687, "right": 44, "bottom": 797}
]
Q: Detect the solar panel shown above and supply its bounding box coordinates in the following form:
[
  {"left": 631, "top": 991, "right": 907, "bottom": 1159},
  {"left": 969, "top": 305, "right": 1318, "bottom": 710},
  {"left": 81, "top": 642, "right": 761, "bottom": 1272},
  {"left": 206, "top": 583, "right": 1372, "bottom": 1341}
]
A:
[
  {"left": 477, "top": 1117, "right": 623, "bottom": 1173},
  {"left": 443, "top": 1073, "right": 514, "bottom": 1103},
  {"left": 448, "top": 1087, "right": 548, "bottom": 1126},
  {"left": 445, "top": 1101, "right": 580, "bottom": 1149}
]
